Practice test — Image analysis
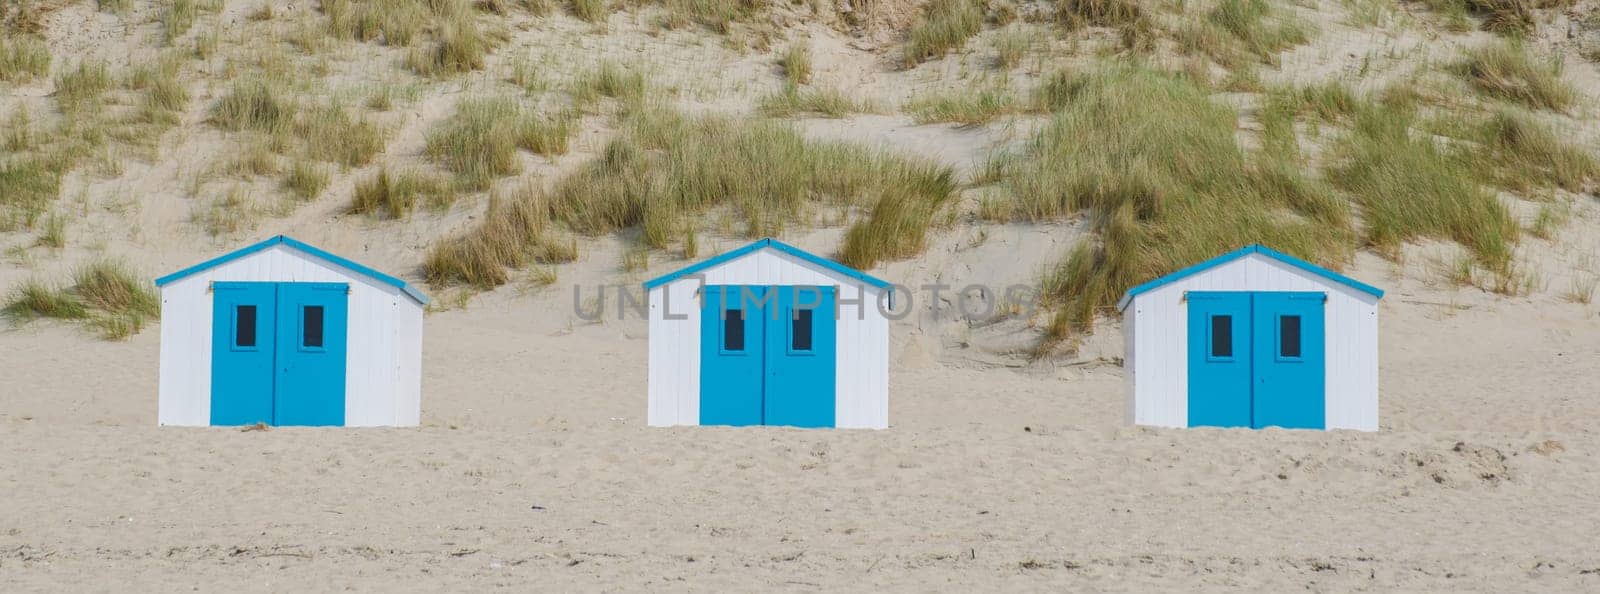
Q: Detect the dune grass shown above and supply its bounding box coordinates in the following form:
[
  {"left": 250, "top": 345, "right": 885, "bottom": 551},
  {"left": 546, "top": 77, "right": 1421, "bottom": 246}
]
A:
[
  {"left": 1178, "top": 0, "right": 1311, "bottom": 68},
  {"left": 283, "top": 160, "right": 330, "bottom": 201},
  {"left": 425, "top": 97, "right": 577, "bottom": 190},
  {"left": 349, "top": 167, "right": 455, "bottom": 218},
  {"left": 658, "top": 0, "right": 766, "bottom": 33},
  {"left": 904, "top": 0, "right": 985, "bottom": 66},
  {"left": 54, "top": 60, "right": 113, "bottom": 113},
  {"left": 993, "top": 26, "right": 1031, "bottom": 69},
  {"left": 906, "top": 87, "right": 1019, "bottom": 126},
  {"left": 425, "top": 107, "right": 955, "bottom": 288},
  {"left": 0, "top": 157, "right": 61, "bottom": 228},
  {"left": 2, "top": 259, "right": 160, "bottom": 340},
  {"left": 324, "top": 0, "right": 427, "bottom": 45},
  {"left": 210, "top": 78, "right": 291, "bottom": 133},
  {"left": 130, "top": 58, "right": 190, "bottom": 123},
  {"left": 423, "top": 184, "right": 577, "bottom": 288},
  {"left": 300, "top": 101, "right": 385, "bottom": 167},
  {"left": 1056, "top": 0, "right": 1145, "bottom": 27},
  {"left": 1421, "top": 0, "right": 1554, "bottom": 35},
  {"left": 758, "top": 84, "right": 874, "bottom": 118},
  {"left": 987, "top": 66, "right": 1353, "bottom": 349},
  {"left": 778, "top": 40, "right": 812, "bottom": 85},
  {"left": 1457, "top": 41, "right": 1575, "bottom": 112},
  {"left": 161, "top": 0, "right": 200, "bottom": 43},
  {"left": 1325, "top": 102, "right": 1518, "bottom": 276},
  {"left": 1467, "top": 109, "right": 1598, "bottom": 193},
  {"left": 570, "top": 61, "right": 646, "bottom": 111},
  {"left": 407, "top": 12, "right": 508, "bottom": 77},
  {"left": 570, "top": 0, "right": 609, "bottom": 23}
]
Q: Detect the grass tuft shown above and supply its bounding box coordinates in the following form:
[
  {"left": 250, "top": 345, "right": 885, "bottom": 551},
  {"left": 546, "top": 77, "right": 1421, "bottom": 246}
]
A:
[
  {"left": 1458, "top": 41, "right": 1576, "bottom": 112},
  {"left": 350, "top": 167, "right": 455, "bottom": 218},
  {"left": 55, "top": 60, "right": 114, "bottom": 113},
  {"left": 758, "top": 84, "right": 874, "bottom": 118},
  {"left": 2, "top": 259, "right": 160, "bottom": 339},
  {"left": 993, "top": 26, "right": 1031, "bottom": 69},
  {"left": 283, "top": 160, "right": 331, "bottom": 201},
  {"left": 904, "top": 0, "right": 984, "bottom": 66},
  {"left": 1178, "top": 0, "right": 1311, "bottom": 68},
  {"left": 161, "top": 0, "right": 200, "bottom": 43},
  {"left": 569, "top": 0, "right": 610, "bottom": 23},
  {"left": 210, "top": 78, "right": 290, "bottom": 132},
  {"left": 1326, "top": 103, "right": 1517, "bottom": 275},
  {"left": 426, "top": 97, "right": 576, "bottom": 190},
  {"left": 570, "top": 62, "right": 646, "bottom": 111},
  {"left": 778, "top": 40, "right": 812, "bottom": 85},
  {"left": 424, "top": 184, "right": 577, "bottom": 288},
  {"left": 406, "top": 12, "right": 508, "bottom": 77},
  {"left": 1469, "top": 109, "right": 1598, "bottom": 193},
  {"left": 907, "top": 87, "right": 1019, "bottom": 126}
]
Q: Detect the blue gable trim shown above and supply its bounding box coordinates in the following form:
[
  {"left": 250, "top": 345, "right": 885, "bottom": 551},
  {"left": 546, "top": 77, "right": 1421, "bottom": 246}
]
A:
[
  {"left": 1116, "top": 244, "right": 1383, "bottom": 311},
  {"left": 154, "top": 235, "right": 430, "bottom": 306},
  {"left": 642, "top": 238, "right": 893, "bottom": 293}
]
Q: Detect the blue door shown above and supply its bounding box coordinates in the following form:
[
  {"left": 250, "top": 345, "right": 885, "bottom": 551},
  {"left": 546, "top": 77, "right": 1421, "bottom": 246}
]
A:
[
  {"left": 1251, "top": 292, "right": 1325, "bottom": 429},
  {"left": 700, "top": 285, "right": 765, "bottom": 426},
  {"left": 273, "top": 283, "right": 349, "bottom": 426},
  {"left": 209, "top": 282, "right": 349, "bottom": 426},
  {"left": 699, "top": 284, "right": 837, "bottom": 428},
  {"left": 1186, "top": 292, "right": 1253, "bottom": 428},
  {"left": 211, "top": 282, "right": 277, "bottom": 425},
  {"left": 763, "top": 286, "right": 837, "bottom": 428},
  {"left": 1186, "top": 291, "right": 1326, "bottom": 429}
]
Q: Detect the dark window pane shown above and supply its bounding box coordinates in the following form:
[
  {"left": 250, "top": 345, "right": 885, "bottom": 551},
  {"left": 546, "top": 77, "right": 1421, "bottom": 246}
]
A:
[
  {"left": 724, "top": 309, "right": 744, "bottom": 351},
  {"left": 792, "top": 309, "right": 814, "bottom": 351},
  {"left": 1280, "top": 315, "right": 1302, "bottom": 358},
  {"left": 303, "top": 306, "right": 325, "bottom": 348},
  {"left": 1210, "top": 315, "right": 1232, "bottom": 358},
  {"left": 236, "top": 305, "right": 257, "bottom": 347}
]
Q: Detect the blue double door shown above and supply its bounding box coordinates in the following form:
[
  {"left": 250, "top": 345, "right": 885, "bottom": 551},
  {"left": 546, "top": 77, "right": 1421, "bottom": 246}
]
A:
[
  {"left": 1187, "top": 291, "right": 1325, "bottom": 429},
  {"left": 211, "top": 282, "right": 349, "bottom": 426},
  {"left": 700, "top": 285, "right": 837, "bottom": 428}
]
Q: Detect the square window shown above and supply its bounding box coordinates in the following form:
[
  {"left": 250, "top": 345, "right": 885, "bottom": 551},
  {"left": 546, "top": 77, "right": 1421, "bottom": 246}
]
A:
[
  {"left": 235, "top": 305, "right": 257, "bottom": 348},
  {"left": 791, "top": 309, "right": 814, "bottom": 351},
  {"left": 303, "top": 305, "right": 325, "bottom": 348},
  {"left": 723, "top": 309, "right": 745, "bottom": 351},
  {"left": 1280, "top": 315, "right": 1302, "bottom": 358},
  {"left": 1210, "top": 315, "right": 1232, "bottom": 358}
]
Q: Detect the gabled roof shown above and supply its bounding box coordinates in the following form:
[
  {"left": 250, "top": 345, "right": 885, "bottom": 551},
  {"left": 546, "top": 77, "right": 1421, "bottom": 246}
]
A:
[
  {"left": 154, "top": 235, "right": 430, "bottom": 305},
  {"left": 642, "top": 238, "right": 892, "bottom": 292},
  {"left": 1116, "top": 244, "right": 1383, "bottom": 311}
]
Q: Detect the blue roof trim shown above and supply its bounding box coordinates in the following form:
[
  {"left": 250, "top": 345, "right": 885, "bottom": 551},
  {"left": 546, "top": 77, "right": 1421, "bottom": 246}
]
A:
[
  {"left": 1115, "top": 244, "right": 1383, "bottom": 311},
  {"left": 154, "top": 235, "right": 431, "bottom": 306},
  {"left": 642, "top": 238, "right": 893, "bottom": 293}
]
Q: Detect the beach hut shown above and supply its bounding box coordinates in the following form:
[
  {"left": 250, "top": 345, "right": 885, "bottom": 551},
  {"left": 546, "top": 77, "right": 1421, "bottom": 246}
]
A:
[
  {"left": 644, "top": 238, "right": 891, "bottom": 429},
  {"left": 1118, "top": 245, "right": 1384, "bottom": 431},
  {"left": 155, "top": 235, "right": 427, "bottom": 427}
]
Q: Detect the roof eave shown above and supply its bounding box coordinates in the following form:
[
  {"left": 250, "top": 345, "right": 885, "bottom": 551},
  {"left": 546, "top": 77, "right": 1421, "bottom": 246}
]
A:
[{"left": 153, "top": 235, "right": 431, "bottom": 306}]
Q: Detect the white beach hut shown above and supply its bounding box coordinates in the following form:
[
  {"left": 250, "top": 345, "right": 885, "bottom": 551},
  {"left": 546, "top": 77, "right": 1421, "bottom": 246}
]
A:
[
  {"left": 155, "top": 235, "right": 427, "bottom": 427},
  {"left": 644, "top": 238, "right": 892, "bottom": 429},
  {"left": 1119, "top": 245, "right": 1384, "bottom": 431}
]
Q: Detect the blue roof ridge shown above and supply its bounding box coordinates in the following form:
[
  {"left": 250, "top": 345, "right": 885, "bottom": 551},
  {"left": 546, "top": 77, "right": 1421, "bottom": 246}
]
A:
[
  {"left": 1115, "top": 244, "right": 1383, "bottom": 311},
  {"left": 642, "top": 237, "right": 893, "bottom": 291},
  {"left": 154, "top": 235, "right": 430, "bottom": 306}
]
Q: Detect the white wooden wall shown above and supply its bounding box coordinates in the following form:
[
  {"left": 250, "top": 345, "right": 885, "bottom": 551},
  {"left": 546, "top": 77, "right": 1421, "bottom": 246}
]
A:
[
  {"left": 647, "top": 248, "right": 890, "bottom": 429},
  {"left": 1123, "top": 253, "right": 1380, "bottom": 431},
  {"left": 157, "top": 244, "right": 424, "bottom": 427}
]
